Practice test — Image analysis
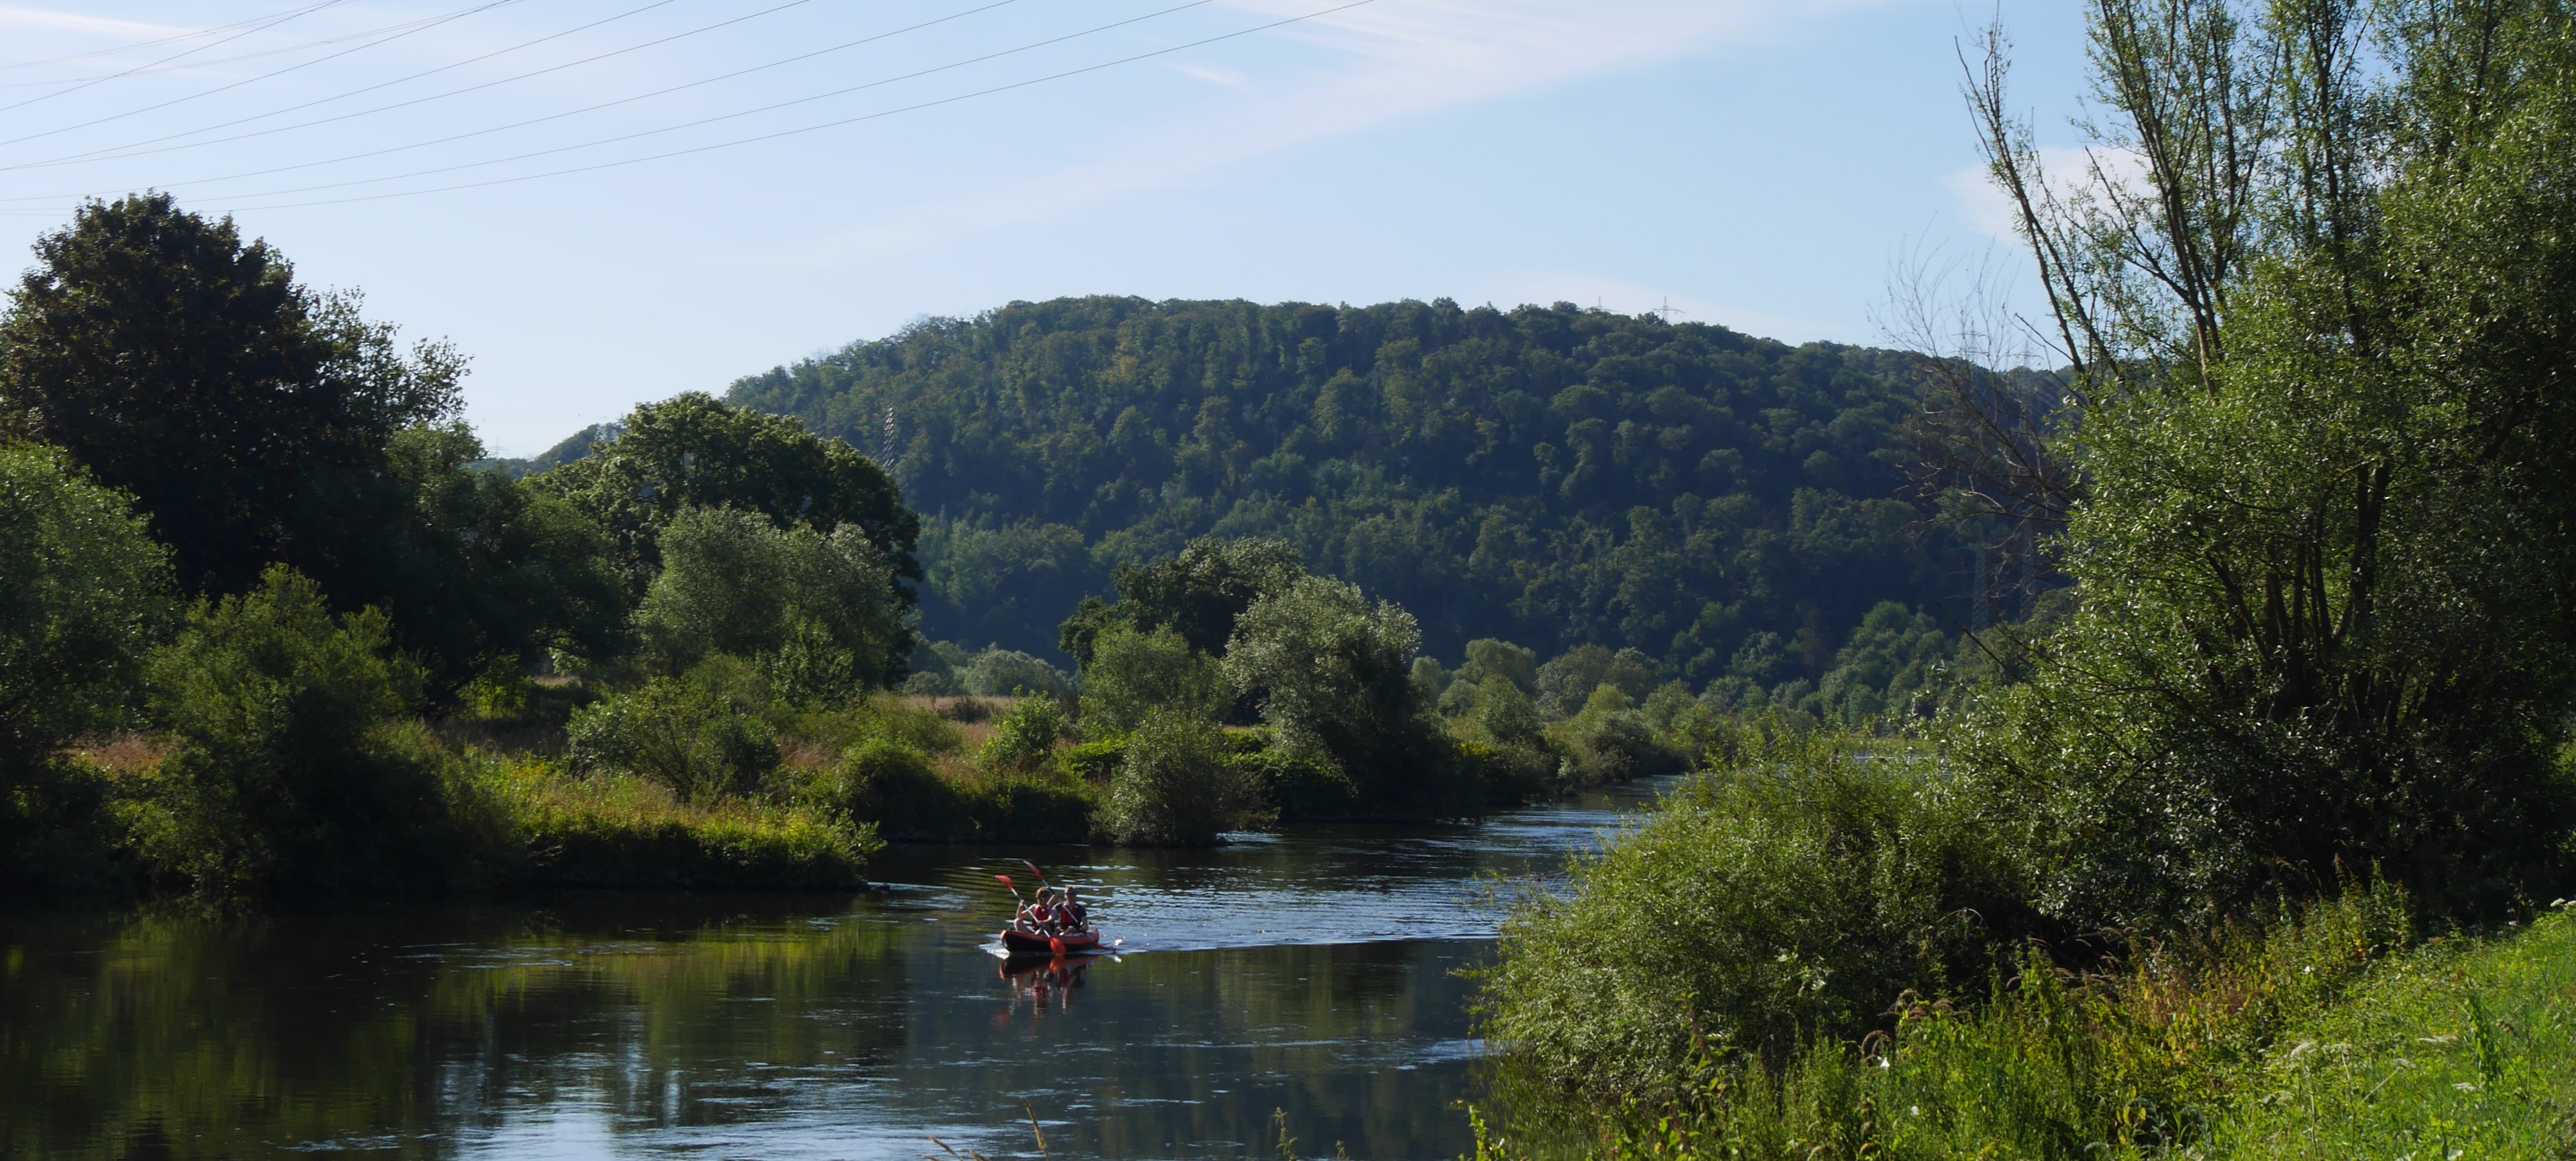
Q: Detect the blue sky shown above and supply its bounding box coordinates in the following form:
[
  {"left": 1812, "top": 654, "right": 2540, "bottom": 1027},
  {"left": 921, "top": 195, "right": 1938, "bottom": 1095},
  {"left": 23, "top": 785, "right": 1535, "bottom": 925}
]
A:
[{"left": 0, "top": 0, "right": 2089, "bottom": 455}]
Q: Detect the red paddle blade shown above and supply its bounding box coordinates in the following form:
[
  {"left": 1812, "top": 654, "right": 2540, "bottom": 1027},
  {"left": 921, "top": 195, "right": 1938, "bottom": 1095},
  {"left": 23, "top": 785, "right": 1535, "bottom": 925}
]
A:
[
  {"left": 1020, "top": 859, "right": 1047, "bottom": 883},
  {"left": 995, "top": 874, "right": 1015, "bottom": 891}
]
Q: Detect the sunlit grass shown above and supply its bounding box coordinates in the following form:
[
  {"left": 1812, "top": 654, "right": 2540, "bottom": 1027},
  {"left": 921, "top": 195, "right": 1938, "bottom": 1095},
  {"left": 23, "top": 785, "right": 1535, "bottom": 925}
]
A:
[
  {"left": 494, "top": 763, "right": 879, "bottom": 890},
  {"left": 1474, "top": 893, "right": 2576, "bottom": 1160}
]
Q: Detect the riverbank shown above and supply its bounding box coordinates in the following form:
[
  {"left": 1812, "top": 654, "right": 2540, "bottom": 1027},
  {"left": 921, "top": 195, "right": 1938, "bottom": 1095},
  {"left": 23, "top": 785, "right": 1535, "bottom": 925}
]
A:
[{"left": 1472, "top": 895, "right": 2576, "bottom": 1159}]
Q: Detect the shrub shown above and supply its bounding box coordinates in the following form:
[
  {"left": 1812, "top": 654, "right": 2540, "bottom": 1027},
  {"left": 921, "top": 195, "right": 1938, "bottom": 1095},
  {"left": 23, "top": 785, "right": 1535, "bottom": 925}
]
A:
[
  {"left": 1474, "top": 884, "right": 2437, "bottom": 1160},
  {"left": 959, "top": 648, "right": 1074, "bottom": 699},
  {"left": 783, "top": 693, "right": 963, "bottom": 757},
  {"left": 0, "top": 443, "right": 172, "bottom": 894},
  {"left": 980, "top": 695, "right": 1068, "bottom": 770},
  {"left": 1078, "top": 624, "right": 1224, "bottom": 738},
  {"left": 808, "top": 737, "right": 967, "bottom": 838},
  {"left": 564, "top": 657, "right": 780, "bottom": 803},
  {"left": 962, "top": 770, "right": 1096, "bottom": 844},
  {"left": 633, "top": 505, "right": 908, "bottom": 699},
  {"left": 1478, "top": 729, "right": 2033, "bottom": 1116},
  {"left": 1223, "top": 574, "right": 1471, "bottom": 819},
  {"left": 131, "top": 567, "right": 509, "bottom": 899},
  {"left": 1547, "top": 685, "right": 1686, "bottom": 786},
  {"left": 1103, "top": 716, "right": 1267, "bottom": 845}
]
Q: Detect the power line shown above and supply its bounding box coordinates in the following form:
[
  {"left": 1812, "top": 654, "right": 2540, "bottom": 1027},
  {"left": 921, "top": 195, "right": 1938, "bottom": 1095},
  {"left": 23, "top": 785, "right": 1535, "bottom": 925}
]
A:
[
  {"left": 5, "top": 0, "right": 845, "bottom": 176},
  {"left": 0, "top": 0, "right": 532, "bottom": 150},
  {"left": 222, "top": 0, "right": 1380, "bottom": 212},
  {"left": 0, "top": 4, "right": 550, "bottom": 90},
  {"left": 0, "top": 0, "right": 355, "bottom": 118},
  {"left": 0, "top": 0, "right": 1028, "bottom": 196},
  {"left": 0, "top": 1, "right": 342, "bottom": 72},
  {"left": 7, "top": 0, "right": 1218, "bottom": 205}
]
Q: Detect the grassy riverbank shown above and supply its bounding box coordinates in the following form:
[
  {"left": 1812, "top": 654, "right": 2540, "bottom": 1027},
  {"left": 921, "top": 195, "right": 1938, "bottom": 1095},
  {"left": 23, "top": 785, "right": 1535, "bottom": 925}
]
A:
[{"left": 1474, "top": 886, "right": 2576, "bottom": 1159}]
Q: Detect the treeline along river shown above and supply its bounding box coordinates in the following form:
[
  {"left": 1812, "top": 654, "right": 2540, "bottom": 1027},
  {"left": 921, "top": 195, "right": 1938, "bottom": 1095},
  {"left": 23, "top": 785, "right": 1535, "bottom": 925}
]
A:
[{"left": 1, "top": 780, "right": 1673, "bottom": 1159}]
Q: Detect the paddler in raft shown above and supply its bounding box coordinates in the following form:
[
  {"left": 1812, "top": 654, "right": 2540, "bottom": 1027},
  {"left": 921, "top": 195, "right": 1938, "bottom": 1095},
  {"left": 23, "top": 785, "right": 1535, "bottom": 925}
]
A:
[{"left": 995, "top": 864, "right": 1102, "bottom": 956}]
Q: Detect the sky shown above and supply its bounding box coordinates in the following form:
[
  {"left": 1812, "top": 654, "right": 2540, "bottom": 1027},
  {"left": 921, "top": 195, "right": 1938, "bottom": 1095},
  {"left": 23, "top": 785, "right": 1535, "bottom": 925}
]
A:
[{"left": 0, "top": 0, "right": 2091, "bottom": 455}]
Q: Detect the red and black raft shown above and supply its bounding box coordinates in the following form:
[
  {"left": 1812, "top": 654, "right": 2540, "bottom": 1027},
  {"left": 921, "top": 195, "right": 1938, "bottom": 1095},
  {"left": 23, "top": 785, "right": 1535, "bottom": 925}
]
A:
[{"left": 999, "top": 925, "right": 1103, "bottom": 958}]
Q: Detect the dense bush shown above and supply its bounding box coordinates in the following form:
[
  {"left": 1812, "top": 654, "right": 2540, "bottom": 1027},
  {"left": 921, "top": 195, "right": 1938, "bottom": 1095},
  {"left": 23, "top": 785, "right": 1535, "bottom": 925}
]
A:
[
  {"left": 129, "top": 567, "right": 512, "bottom": 900},
  {"left": 1479, "top": 729, "right": 2032, "bottom": 1113},
  {"left": 1473, "top": 886, "right": 2460, "bottom": 1160},
  {"left": 0, "top": 444, "right": 174, "bottom": 894},
  {"left": 958, "top": 648, "right": 1074, "bottom": 699},
  {"left": 1547, "top": 686, "right": 1686, "bottom": 786},
  {"left": 979, "top": 695, "right": 1068, "bottom": 770},
  {"left": 1078, "top": 624, "right": 1225, "bottom": 738},
  {"left": 1224, "top": 574, "right": 1472, "bottom": 819},
  {"left": 1102, "top": 716, "right": 1266, "bottom": 845},
  {"left": 809, "top": 738, "right": 965, "bottom": 838},
  {"left": 633, "top": 505, "right": 909, "bottom": 698},
  {"left": 564, "top": 657, "right": 781, "bottom": 803}
]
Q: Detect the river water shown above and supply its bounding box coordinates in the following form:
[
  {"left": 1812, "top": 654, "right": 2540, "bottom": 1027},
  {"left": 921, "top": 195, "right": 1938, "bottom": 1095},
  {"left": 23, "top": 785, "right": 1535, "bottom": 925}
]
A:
[{"left": 0, "top": 778, "right": 1674, "bottom": 1160}]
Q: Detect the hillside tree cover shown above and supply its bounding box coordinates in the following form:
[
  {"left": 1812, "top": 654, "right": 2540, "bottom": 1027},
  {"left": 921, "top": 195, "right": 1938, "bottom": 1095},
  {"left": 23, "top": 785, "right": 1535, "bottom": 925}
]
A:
[{"left": 726, "top": 298, "right": 1989, "bottom": 683}]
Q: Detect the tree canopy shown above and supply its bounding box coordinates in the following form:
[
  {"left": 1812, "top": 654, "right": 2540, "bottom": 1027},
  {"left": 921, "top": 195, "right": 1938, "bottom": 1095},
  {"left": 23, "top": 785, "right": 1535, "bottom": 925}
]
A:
[
  {"left": 531, "top": 391, "right": 921, "bottom": 600},
  {"left": 0, "top": 194, "right": 461, "bottom": 596},
  {"left": 724, "top": 297, "right": 1980, "bottom": 678}
]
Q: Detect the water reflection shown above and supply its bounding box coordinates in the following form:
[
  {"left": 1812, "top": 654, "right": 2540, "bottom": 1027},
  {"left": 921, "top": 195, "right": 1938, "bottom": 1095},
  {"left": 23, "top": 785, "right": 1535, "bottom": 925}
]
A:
[{"left": 0, "top": 778, "right": 1673, "bottom": 1160}]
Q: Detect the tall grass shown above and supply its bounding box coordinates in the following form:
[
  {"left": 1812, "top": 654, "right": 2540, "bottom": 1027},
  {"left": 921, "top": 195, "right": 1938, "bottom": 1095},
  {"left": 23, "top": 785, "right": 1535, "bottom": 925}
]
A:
[
  {"left": 495, "top": 762, "right": 877, "bottom": 889},
  {"left": 1476, "top": 726, "right": 2032, "bottom": 1118},
  {"left": 1473, "top": 885, "right": 2576, "bottom": 1160}
]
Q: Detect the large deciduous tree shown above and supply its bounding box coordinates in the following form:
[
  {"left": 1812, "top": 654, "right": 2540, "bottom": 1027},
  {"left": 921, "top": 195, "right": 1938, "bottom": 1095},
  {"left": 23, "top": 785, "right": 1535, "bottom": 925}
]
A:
[
  {"left": 1943, "top": 0, "right": 2576, "bottom": 924},
  {"left": 0, "top": 194, "right": 460, "bottom": 595},
  {"left": 530, "top": 392, "right": 921, "bottom": 600}
]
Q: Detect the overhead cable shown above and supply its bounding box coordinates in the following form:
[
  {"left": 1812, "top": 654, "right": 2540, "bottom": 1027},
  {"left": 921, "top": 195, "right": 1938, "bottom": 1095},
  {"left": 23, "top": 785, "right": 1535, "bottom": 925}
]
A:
[
  {"left": 11, "top": 0, "right": 829, "bottom": 173},
  {"left": 0, "top": 0, "right": 354, "bottom": 117},
  {"left": 0, "top": 0, "right": 1203, "bottom": 203},
  {"left": 0, "top": 1, "right": 342, "bottom": 72},
  {"left": 0, "top": 5, "right": 550, "bottom": 90},
  {"left": 223, "top": 0, "right": 1380, "bottom": 211},
  {"left": 0, "top": 0, "right": 543, "bottom": 151}
]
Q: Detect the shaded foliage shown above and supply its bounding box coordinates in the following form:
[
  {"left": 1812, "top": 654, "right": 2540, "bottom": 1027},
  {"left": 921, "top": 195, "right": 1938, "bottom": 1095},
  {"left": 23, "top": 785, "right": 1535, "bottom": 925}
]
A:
[{"left": 726, "top": 298, "right": 1970, "bottom": 671}]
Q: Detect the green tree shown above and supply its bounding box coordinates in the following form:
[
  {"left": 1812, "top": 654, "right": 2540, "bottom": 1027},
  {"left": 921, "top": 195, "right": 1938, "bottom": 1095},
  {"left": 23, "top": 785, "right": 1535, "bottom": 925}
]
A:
[
  {"left": 135, "top": 567, "right": 503, "bottom": 899},
  {"left": 1222, "top": 575, "right": 1469, "bottom": 818},
  {"left": 564, "top": 657, "right": 780, "bottom": 803},
  {"left": 1102, "top": 715, "right": 1265, "bottom": 845},
  {"left": 0, "top": 444, "right": 172, "bottom": 772},
  {"left": 1944, "top": 0, "right": 2576, "bottom": 925},
  {"left": 531, "top": 392, "right": 919, "bottom": 598},
  {"left": 633, "top": 505, "right": 910, "bottom": 699},
  {"left": 0, "top": 444, "right": 173, "bottom": 893},
  {"left": 0, "top": 195, "right": 461, "bottom": 595},
  {"left": 1078, "top": 624, "right": 1226, "bottom": 738},
  {"left": 325, "top": 424, "right": 629, "bottom": 687},
  {"left": 1057, "top": 536, "right": 1304, "bottom": 668}
]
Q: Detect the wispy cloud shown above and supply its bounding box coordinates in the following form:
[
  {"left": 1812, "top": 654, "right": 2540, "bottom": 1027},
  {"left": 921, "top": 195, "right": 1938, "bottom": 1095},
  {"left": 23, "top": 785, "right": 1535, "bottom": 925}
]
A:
[
  {"left": 0, "top": 4, "right": 187, "bottom": 39},
  {"left": 788, "top": 0, "right": 1877, "bottom": 262}
]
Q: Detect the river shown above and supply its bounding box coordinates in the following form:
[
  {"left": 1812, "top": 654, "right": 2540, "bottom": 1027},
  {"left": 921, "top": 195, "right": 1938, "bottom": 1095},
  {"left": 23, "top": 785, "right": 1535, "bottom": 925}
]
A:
[{"left": 0, "top": 778, "right": 1675, "bottom": 1160}]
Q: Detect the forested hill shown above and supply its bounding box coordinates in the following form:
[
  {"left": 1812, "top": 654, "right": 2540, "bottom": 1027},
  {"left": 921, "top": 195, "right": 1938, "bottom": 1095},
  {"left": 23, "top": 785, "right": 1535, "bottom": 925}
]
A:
[{"left": 722, "top": 295, "right": 1969, "bottom": 683}]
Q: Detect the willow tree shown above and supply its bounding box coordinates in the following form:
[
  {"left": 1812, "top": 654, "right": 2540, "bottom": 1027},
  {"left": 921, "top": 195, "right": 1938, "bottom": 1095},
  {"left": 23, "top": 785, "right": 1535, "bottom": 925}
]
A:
[{"left": 1940, "top": 0, "right": 2576, "bottom": 924}]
